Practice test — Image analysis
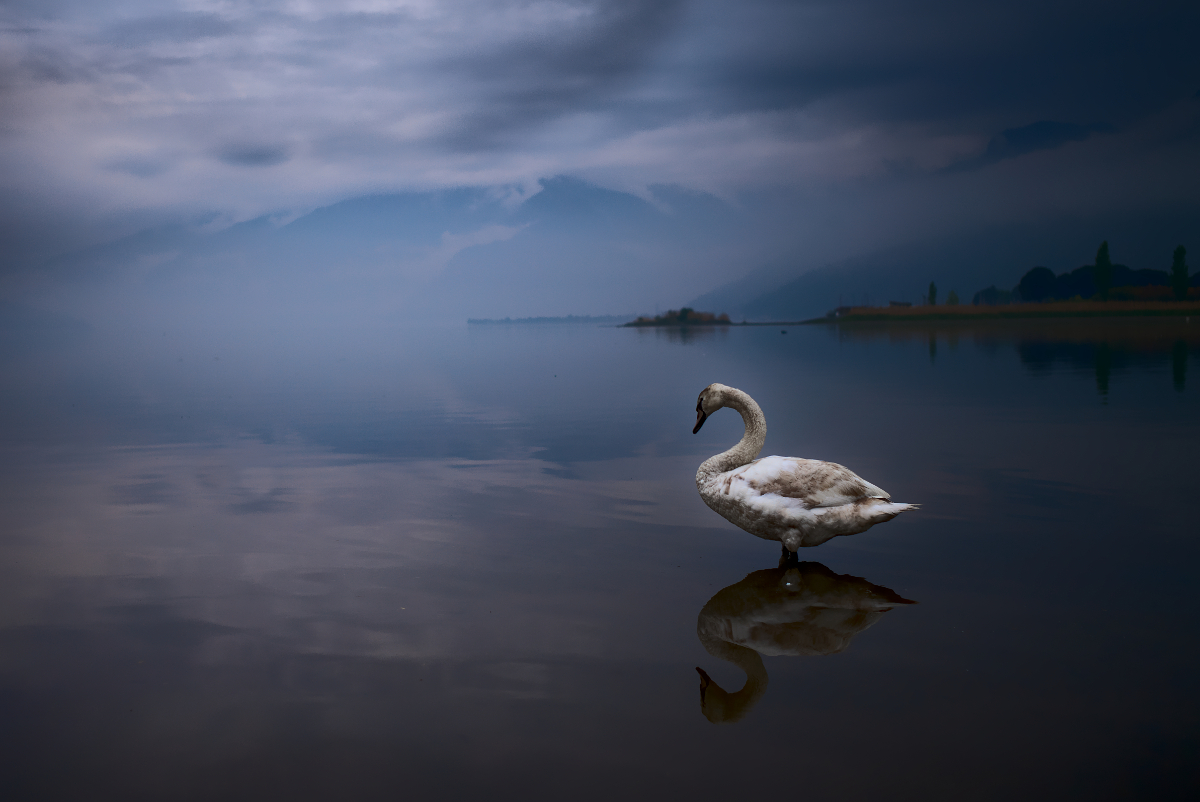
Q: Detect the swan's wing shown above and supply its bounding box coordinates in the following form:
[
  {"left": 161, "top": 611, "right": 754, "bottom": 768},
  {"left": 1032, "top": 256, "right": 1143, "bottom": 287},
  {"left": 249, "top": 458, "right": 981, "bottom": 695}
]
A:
[{"left": 731, "top": 456, "right": 890, "bottom": 509}]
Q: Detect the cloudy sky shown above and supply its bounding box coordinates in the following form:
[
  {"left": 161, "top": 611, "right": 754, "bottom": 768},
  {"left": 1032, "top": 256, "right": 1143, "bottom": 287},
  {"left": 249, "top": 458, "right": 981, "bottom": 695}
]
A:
[{"left": 2, "top": 1, "right": 1198, "bottom": 316}]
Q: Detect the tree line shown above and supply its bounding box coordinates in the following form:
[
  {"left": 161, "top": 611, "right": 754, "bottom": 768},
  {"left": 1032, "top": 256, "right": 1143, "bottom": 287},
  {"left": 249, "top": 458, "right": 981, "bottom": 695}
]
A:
[{"left": 965, "top": 243, "right": 1194, "bottom": 305}]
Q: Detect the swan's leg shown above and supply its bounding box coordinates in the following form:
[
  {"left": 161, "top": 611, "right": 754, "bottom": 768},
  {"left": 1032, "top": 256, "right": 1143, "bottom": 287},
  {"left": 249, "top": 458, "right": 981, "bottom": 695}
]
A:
[{"left": 778, "top": 542, "right": 797, "bottom": 567}]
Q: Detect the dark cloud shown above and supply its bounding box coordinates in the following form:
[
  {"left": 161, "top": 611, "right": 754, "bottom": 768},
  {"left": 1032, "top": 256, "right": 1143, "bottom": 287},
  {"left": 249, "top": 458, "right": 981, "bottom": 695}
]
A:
[
  {"left": 111, "top": 476, "right": 175, "bottom": 506},
  {"left": 415, "top": 1, "right": 688, "bottom": 148},
  {"left": 217, "top": 144, "right": 291, "bottom": 167},
  {"left": 945, "top": 120, "right": 1114, "bottom": 171},
  {"left": 15, "top": 52, "right": 79, "bottom": 84},
  {"left": 106, "top": 157, "right": 170, "bottom": 177},
  {"left": 983, "top": 121, "right": 1113, "bottom": 160},
  {"left": 677, "top": 0, "right": 1200, "bottom": 127},
  {"left": 103, "top": 13, "right": 236, "bottom": 47}
]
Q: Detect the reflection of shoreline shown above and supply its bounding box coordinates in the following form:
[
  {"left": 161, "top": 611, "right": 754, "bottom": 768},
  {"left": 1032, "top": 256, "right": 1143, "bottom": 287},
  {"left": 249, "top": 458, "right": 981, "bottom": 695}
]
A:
[
  {"left": 826, "top": 317, "right": 1195, "bottom": 394},
  {"left": 695, "top": 561, "right": 915, "bottom": 724},
  {"left": 823, "top": 315, "right": 1200, "bottom": 345}
]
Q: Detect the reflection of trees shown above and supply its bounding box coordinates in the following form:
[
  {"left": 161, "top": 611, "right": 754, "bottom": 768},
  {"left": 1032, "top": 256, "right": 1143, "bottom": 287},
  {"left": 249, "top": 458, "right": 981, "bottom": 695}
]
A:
[
  {"left": 1017, "top": 336, "right": 1191, "bottom": 395},
  {"left": 1174, "top": 340, "right": 1188, "bottom": 392},
  {"left": 1016, "top": 340, "right": 1097, "bottom": 374},
  {"left": 821, "top": 319, "right": 1195, "bottom": 394},
  {"left": 695, "top": 561, "right": 915, "bottom": 724}
]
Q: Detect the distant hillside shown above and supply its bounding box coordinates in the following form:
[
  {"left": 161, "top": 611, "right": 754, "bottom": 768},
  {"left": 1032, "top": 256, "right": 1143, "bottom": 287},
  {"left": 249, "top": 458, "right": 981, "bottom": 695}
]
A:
[
  {"left": 690, "top": 208, "right": 1200, "bottom": 322},
  {"left": 723, "top": 237, "right": 1036, "bottom": 322},
  {"left": 686, "top": 261, "right": 806, "bottom": 321}
]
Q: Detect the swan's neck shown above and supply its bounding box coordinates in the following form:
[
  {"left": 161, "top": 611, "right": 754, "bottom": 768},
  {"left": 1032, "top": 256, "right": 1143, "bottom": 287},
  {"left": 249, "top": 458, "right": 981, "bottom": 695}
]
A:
[
  {"left": 698, "top": 389, "right": 766, "bottom": 480},
  {"left": 696, "top": 631, "right": 769, "bottom": 724}
]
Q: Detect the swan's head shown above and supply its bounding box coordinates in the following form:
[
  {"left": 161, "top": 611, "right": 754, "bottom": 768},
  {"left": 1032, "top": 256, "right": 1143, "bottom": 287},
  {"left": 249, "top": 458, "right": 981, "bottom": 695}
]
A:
[{"left": 693, "top": 383, "right": 734, "bottom": 434}]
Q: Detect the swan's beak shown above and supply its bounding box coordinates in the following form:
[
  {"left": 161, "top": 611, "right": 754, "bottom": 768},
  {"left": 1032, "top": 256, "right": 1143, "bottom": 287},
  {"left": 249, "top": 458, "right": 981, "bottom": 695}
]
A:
[
  {"left": 693, "top": 405, "right": 708, "bottom": 434},
  {"left": 696, "top": 666, "right": 711, "bottom": 700}
]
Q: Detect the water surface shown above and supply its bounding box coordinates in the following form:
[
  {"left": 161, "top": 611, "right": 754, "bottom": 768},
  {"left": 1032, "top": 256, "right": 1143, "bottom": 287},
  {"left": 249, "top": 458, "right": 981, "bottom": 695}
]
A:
[{"left": 1, "top": 317, "right": 1197, "bottom": 800}]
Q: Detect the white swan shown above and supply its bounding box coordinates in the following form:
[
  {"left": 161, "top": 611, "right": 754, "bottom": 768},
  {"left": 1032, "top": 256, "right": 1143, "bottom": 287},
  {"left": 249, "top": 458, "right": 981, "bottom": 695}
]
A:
[{"left": 693, "top": 383, "right": 916, "bottom": 551}]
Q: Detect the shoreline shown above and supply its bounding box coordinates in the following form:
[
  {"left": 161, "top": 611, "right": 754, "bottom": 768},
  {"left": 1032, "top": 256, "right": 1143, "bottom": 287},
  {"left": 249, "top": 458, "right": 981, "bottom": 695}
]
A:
[{"left": 620, "top": 301, "right": 1200, "bottom": 327}]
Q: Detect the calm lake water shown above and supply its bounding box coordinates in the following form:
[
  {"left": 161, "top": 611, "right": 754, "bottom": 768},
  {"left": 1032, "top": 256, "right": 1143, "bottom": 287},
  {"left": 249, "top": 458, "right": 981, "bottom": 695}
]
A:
[{"left": 1, "top": 317, "right": 1197, "bottom": 800}]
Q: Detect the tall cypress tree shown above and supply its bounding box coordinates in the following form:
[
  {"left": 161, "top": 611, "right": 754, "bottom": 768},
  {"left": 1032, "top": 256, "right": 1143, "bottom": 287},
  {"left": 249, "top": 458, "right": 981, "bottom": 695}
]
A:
[
  {"left": 928, "top": 281, "right": 938, "bottom": 306},
  {"left": 1094, "top": 241, "right": 1113, "bottom": 301},
  {"left": 1170, "top": 245, "right": 1189, "bottom": 301}
]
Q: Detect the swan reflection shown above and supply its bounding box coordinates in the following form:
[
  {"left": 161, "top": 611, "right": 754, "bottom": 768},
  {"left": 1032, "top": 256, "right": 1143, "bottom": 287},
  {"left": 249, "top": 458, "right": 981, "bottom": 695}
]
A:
[{"left": 696, "top": 560, "right": 915, "bottom": 724}]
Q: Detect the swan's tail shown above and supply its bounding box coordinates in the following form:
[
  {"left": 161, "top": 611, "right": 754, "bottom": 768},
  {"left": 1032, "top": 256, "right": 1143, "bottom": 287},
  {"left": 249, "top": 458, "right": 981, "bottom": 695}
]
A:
[{"left": 868, "top": 500, "right": 918, "bottom": 522}]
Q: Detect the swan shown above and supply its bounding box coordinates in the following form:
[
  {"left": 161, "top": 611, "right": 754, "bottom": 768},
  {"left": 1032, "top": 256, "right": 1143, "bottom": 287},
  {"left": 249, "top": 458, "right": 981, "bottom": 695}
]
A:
[
  {"left": 696, "top": 560, "right": 916, "bottom": 724},
  {"left": 693, "top": 383, "right": 916, "bottom": 551}
]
